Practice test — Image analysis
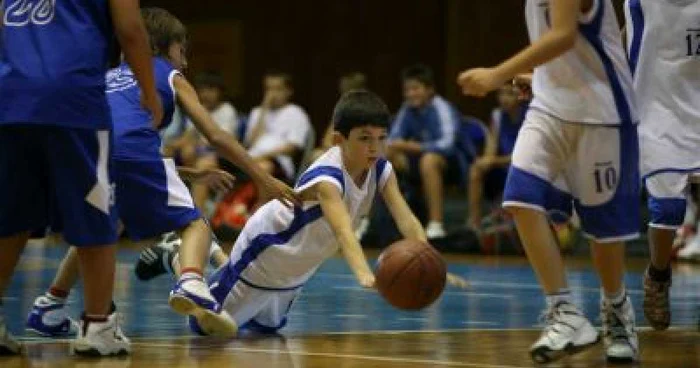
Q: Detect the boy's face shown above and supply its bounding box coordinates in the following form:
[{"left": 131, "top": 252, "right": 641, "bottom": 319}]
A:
[
  {"left": 497, "top": 85, "right": 520, "bottom": 110},
  {"left": 337, "top": 125, "right": 388, "bottom": 169},
  {"left": 264, "top": 76, "right": 292, "bottom": 108},
  {"left": 167, "top": 42, "right": 188, "bottom": 71},
  {"left": 197, "top": 86, "right": 222, "bottom": 111},
  {"left": 403, "top": 79, "right": 434, "bottom": 108}
]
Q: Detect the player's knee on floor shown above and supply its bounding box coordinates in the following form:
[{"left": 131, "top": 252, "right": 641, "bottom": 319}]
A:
[
  {"left": 648, "top": 196, "right": 686, "bottom": 229},
  {"left": 241, "top": 318, "right": 287, "bottom": 335}
]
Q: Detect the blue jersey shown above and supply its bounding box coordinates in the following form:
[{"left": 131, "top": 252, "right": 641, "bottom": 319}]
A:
[
  {"left": 0, "top": 0, "right": 113, "bottom": 129},
  {"left": 491, "top": 103, "right": 527, "bottom": 156},
  {"left": 107, "top": 57, "right": 179, "bottom": 159},
  {"left": 389, "top": 95, "right": 460, "bottom": 155}
]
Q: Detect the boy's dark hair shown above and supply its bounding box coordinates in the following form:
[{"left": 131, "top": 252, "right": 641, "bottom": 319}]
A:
[
  {"left": 401, "top": 64, "right": 435, "bottom": 87},
  {"left": 264, "top": 70, "right": 293, "bottom": 90},
  {"left": 194, "top": 71, "right": 226, "bottom": 91},
  {"left": 333, "top": 90, "right": 390, "bottom": 137},
  {"left": 141, "top": 8, "right": 187, "bottom": 57}
]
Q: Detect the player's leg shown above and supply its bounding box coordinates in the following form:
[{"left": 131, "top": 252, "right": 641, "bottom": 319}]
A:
[
  {"left": 188, "top": 263, "right": 267, "bottom": 337},
  {"left": 46, "top": 128, "right": 127, "bottom": 356},
  {"left": 643, "top": 173, "right": 688, "bottom": 330},
  {"left": 191, "top": 152, "right": 218, "bottom": 209},
  {"left": 574, "top": 124, "right": 640, "bottom": 362},
  {"left": 26, "top": 246, "right": 79, "bottom": 337},
  {"left": 245, "top": 289, "right": 300, "bottom": 335},
  {"left": 0, "top": 125, "right": 54, "bottom": 355},
  {"left": 503, "top": 113, "right": 597, "bottom": 364},
  {"left": 419, "top": 152, "right": 447, "bottom": 239},
  {"left": 467, "top": 163, "right": 491, "bottom": 229}
]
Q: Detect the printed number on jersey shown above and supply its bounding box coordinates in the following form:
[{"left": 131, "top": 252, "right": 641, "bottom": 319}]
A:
[{"left": 3, "top": 0, "right": 55, "bottom": 26}]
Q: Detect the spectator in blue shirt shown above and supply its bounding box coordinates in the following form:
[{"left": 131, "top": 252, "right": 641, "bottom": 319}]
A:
[
  {"left": 387, "top": 64, "right": 462, "bottom": 239},
  {"left": 467, "top": 84, "right": 526, "bottom": 230}
]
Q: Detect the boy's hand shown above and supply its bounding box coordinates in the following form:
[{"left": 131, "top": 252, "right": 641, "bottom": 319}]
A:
[
  {"left": 513, "top": 73, "right": 533, "bottom": 100},
  {"left": 446, "top": 273, "right": 469, "bottom": 289},
  {"left": 197, "top": 169, "right": 236, "bottom": 193},
  {"left": 142, "top": 92, "right": 164, "bottom": 129},
  {"left": 358, "top": 272, "right": 376, "bottom": 289},
  {"left": 457, "top": 67, "right": 509, "bottom": 98},
  {"left": 254, "top": 174, "right": 301, "bottom": 208}
]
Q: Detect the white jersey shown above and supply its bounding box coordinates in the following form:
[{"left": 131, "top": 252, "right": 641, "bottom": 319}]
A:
[
  {"left": 226, "top": 147, "right": 393, "bottom": 289},
  {"left": 526, "top": 0, "right": 637, "bottom": 124},
  {"left": 625, "top": 0, "right": 700, "bottom": 175}
]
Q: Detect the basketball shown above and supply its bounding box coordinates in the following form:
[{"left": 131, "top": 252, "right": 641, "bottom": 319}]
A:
[{"left": 375, "top": 239, "right": 447, "bottom": 310}]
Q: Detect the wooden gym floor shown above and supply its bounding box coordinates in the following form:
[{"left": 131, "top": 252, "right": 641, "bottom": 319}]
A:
[{"left": 1, "top": 242, "right": 699, "bottom": 367}]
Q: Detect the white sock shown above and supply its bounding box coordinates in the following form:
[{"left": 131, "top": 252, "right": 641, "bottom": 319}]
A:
[
  {"left": 603, "top": 287, "right": 627, "bottom": 307},
  {"left": 545, "top": 289, "right": 573, "bottom": 309}
]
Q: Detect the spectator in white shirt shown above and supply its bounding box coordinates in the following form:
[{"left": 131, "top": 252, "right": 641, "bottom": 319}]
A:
[{"left": 245, "top": 71, "right": 311, "bottom": 184}]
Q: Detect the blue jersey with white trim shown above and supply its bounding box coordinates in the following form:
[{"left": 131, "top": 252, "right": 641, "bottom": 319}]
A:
[
  {"left": 107, "top": 57, "right": 179, "bottom": 159},
  {"left": 389, "top": 95, "right": 460, "bottom": 155},
  {"left": 0, "top": 0, "right": 113, "bottom": 129},
  {"left": 526, "top": 0, "right": 637, "bottom": 125},
  {"left": 226, "top": 146, "right": 393, "bottom": 289}
]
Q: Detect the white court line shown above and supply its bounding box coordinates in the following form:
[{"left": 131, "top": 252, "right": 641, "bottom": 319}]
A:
[
  {"left": 332, "top": 286, "right": 514, "bottom": 299},
  {"left": 131, "top": 341, "right": 533, "bottom": 368},
  {"left": 318, "top": 273, "right": 645, "bottom": 295}
]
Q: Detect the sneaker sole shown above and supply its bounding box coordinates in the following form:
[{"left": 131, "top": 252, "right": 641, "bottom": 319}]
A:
[
  {"left": 607, "top": 354, "right": 638, "bottom": 363},
  {"left": 169, "top": 294, "right": 238, "bottom": 338},
  {"left": 72, "top": 347, "right": 130, "bottom": 357},
  {"left": 0, "top": 346, "right": 21, "bottom": 356},
  {"left": 26, "top": 327, "right": 75, "bottom": 338},
  {"left": 530, "top": 334, "right": 600, "bottom": 364}
]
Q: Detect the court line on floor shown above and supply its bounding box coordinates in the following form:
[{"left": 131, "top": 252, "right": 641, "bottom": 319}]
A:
[
  {"left": 132, "top": 341, "right": 533, "bottom": 368},
  {"left": 317, "top": 273, "right": 645, "bottom": 295}
]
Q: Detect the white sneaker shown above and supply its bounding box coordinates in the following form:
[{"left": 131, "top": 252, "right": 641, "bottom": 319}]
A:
[
  {"left": 426, "top": 222, "right": 446, "bottom": 239},
  {"left": 169, "top": 275, "right": 238, "bottom": 338},
  {"left": 678, "top": 233, "right": 700, "bottom": 261},
  {"left": 72, "top": 312, "right": 130, "bottom": 356},
  {"left": 0, "top": 313, "right": 21, "bottom": 355},
  {"left": 530, "top": 302, "right": 599, "bottom": 364},
  {"left": 602, "top": 296, "right": 639, "bottom": 363}
]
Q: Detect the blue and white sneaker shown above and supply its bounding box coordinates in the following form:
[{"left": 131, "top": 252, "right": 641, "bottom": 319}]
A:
[
  {"left": 26, "top": 295, "right": 76, "bottom": 337},
  {"left": 169, "top": 274, "right": 237, "bottom": 338}
]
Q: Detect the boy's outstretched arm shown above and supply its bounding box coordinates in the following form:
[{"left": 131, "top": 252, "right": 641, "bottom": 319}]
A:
[
  {"left": 381, "top": 172, "right": 426, "bottom": 242},
  {"left": 109, "top": 0, "right": 162, "bottom": 126},
  {"left": 173, "top": 75, "right": 300, "bottom": 207},
  {"left": 381, "top": 171, "right": 469, "bottom": 289},
  {"left": 315, "top": 182, "right": 375, "bottom": 288},
  {"left": 458, "top": 0, "right": 583, "bottom": 97}
]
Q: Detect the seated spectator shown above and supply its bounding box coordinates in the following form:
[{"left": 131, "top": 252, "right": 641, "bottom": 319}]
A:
[
  {"left": 312, "top": 72, "right": 368, "bottom": 161},
  {"left": 467, "top": 84, "right": 527, "bottom": 230},
  {"left": 387, "top": 64, "right": 463, "bottom": 239},
  {"left": 245, "top": 71, "right": 312, "bottom": 184}
]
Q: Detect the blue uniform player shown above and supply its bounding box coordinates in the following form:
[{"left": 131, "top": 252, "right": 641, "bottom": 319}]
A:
[
  {"left": 0, "top": 0, "right": 159, "bottom": 357},
  {"left": 22, "top": 7, "right": 299, "bottom": 343}
]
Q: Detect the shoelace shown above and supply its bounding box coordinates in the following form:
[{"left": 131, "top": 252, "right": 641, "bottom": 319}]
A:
[{"left": 602, "top": 306, "right": 633, "bottom": 342}]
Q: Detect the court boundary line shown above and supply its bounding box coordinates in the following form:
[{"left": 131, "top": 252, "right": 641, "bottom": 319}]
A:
[{"left": 131, "top": 341, "right": 532, "bottom": 368}]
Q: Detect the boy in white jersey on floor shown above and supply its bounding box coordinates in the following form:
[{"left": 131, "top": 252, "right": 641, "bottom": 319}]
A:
[
  {"left": 625, "top": 0, "right": 700, "bottom": 330},
  {"left": 144, "top": 90, "right": 466, "bottom": 336},
  {"left": 459, "top": 0, "right": 639, "bottom": 363}
]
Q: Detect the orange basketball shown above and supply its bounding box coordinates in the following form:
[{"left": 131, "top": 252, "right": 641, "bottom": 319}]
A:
[{"left": 375, "top": 239, "right": 447, "bottom": 310}]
